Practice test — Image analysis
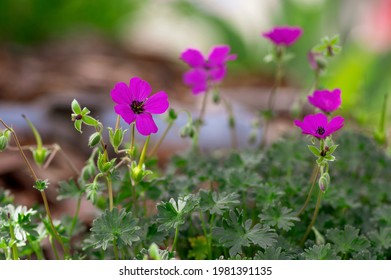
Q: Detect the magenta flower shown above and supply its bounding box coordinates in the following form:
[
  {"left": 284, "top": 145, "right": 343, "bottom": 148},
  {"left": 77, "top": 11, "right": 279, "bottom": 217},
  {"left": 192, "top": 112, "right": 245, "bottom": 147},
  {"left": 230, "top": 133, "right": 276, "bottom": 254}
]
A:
[
  {"left": 294, "top": 113, "right": 344, "bottom": 139},
  {"left": 308, "top": 88, "right": 342, "bottom": 113},
  {"left": 180, "top": 45, "right": 237, "bottom": 94},
  {"left": 262, "top": 26, "right": 303, "bottom": 47},
  {"left": 111, "top": 77, "right": 169, "bottom": 136}
]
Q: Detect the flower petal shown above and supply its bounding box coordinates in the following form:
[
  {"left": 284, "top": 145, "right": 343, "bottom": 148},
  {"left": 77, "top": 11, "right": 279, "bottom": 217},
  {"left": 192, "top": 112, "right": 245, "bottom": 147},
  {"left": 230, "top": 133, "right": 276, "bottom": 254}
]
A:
[
  {"left": 183, "top": 69, "right": 208, "bottom": 94},
  {"left": 325, "top": 116, "right": 344, "bottom": 136},
  {"left": 209, "top": 65, "right": 226, "bottom": 81},
  {"left": 262, "top": 26, "right": 303, "bottom": 46},
  {"left": 111, "top": 82, "right": 132, "bottom": 105},
  {"left": 208, "top": 45, "right": 231, "bottom": 66},
  {"left": 129, "top": 77, "right": 152, "bottom": 102},
  {"left": 143, "top": 91, "right": 169, "bottom": 114},
  {"left": 135, "top": 113, "right": 158, "bottom": 136},
  {"left": 114, "top": 104, "right": 136, "bottom": 124},
  {"left": 180, "top": 49, "right": 205, "bottom": 68}
]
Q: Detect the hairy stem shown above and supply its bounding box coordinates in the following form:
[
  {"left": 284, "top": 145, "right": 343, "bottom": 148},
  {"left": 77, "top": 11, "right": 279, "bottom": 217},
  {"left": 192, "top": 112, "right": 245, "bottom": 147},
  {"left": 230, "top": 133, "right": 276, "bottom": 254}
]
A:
[
  {"left": 8, "top": 219, "right": 19, "bottom": 260},
  {"left": 300, "top": 189, "right": 323, "bottom": 246},
  {"left": 106, "top": 176, "right": 114, "bottom": 211},
  {"left": 222, "top": 96, "right": 238, "bottom": 149},
  {"left": 193, "top": 90, "right": 209, "bottom": 151},
  {"left": 69, "top": 194, "right": 82, "bottom": 236},
  {"left": 171, "top": 226, "right": 179, "bottom": 255},
  {"left": 297, "top": 165, "right": 319, "bottom": 217}
]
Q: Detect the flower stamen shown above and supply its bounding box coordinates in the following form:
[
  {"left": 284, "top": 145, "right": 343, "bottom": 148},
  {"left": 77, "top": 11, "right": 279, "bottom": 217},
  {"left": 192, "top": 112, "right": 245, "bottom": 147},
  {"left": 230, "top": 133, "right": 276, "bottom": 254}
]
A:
[{"left": 130, "top": 100, "right": 145, "bottom": 114}]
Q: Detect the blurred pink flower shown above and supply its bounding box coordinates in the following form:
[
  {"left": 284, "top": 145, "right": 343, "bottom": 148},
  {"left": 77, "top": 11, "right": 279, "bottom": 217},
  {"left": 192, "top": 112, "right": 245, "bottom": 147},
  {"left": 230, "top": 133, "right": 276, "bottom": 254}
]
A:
[
  {"left": 294, "top": 113, "right": 344, "bottom": 139},
  {"left": 111, "top": 77, "right": 169, "bottom": 136},
  {"left": 180, "top": 45, "right": 237, "bottom": 94},
  {"left": 308, "top": 88, "right": 342, "bottom": 113},
  {"left": 262, "top": 26, "right": 303, "bottom": 47}
]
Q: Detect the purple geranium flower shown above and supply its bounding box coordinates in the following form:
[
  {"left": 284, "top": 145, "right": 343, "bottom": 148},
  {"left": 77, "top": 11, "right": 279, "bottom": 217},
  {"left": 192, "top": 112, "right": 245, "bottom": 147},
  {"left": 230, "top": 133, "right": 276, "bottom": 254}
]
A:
[
  {"left": 111, "top": 77, "right": 169, "bottom": 136},
  {"left": 308, "top": 88, "right": 342, "bottom": 113},
  {"left": 262, "top": 26, "right": 303, "bottom": 46},
  {"left": 294, "top": 113, "right": 344, "bottom": 139},
  {"left": 180, "top": 45, "right": 237, "bottom": 94}
]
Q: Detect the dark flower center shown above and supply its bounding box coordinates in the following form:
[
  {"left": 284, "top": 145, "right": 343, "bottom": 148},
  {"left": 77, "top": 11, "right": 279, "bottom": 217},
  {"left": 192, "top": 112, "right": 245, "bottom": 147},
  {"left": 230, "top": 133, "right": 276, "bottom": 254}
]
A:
[
  {"left": 316, "top": 126, "right": 325, "bottom": 135},
  {"left": 130, "top": 100, "right": 145, "bottom": 114}
]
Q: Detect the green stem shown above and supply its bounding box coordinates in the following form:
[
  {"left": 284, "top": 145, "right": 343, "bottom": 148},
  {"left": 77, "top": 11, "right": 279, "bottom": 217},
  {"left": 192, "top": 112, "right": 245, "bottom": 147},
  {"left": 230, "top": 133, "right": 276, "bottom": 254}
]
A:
[
  {"left": 41, "top": 191, "right": 69, "bottom": 257},
  {"left": 300, "top": 189, "right": 323, "bottom": 246},
  {"left": 113, "top": 239, "right": 119, "bottom": 260},
  {"left": 49, "top": 236, "right": 60, "bottom": 260},
  {"left": 0, "top": 120, "right": 69, "bottom": 258},
  {"left": 221, "top": 96, "right": 238, "bottom": 149},
  {"left": 193, "top": 90, "right": 209, "bottom": 151},
  {"left": 260, "top": 50, "right": 283, "bottom": 148},
  {"left": 22, "top": 114, "right": 43, "bottom": 149},
  {"left": 129, "top": 174, "right": 138, "bottom": 216},
  {"left": 27, "top": 235, "right": 44, "bottom": 260},
  {"left": 106, "top": 176, "right": 114, "bottom": 211},
  {"left": 129, "top": 123, "right": 135, "bottom": 156},
  {"left": 148, "top": 122, "right": 173, "bottom": 157},
  {"left": 208, "top": 214, "right": 215, "bottom": 259},
  {"left": 171, "top": 226, "right": 179, "bottom": 254},
  {"left": 8, "top": 219, "right": 19, "bottom": 260},
  {"left": 69, "top": 194, "right": 82, "bottom": 236},
  {"left": 297, "top": 165, "right": 319, "bottom": 217},
  {"left": 138, "top": 136, "right": 150, "bottom": 170}
]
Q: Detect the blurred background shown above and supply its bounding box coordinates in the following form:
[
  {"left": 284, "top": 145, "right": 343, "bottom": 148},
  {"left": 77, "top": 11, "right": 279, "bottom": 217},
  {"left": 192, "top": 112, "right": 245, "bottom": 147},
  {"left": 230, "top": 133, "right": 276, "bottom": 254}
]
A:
[{"left": 1, "top": 0, "right": 390, "bottom": 217}]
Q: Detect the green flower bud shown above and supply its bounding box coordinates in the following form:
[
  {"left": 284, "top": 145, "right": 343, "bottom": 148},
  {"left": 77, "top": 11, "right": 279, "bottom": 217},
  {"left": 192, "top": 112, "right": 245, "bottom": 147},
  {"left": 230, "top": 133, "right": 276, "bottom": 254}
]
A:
[
  {"left": 168, "top": 108, "right": 178, "bottom": 122},
  {"left": 33, "top": 179, "right": 49, "bottom": 192},
  {"left": 97, "top": 152, "right": 115, "bottom": 173},
  {"left": 88, "top": 132, "right": 101, "bottom": 148},
  {"left": 180, "top": 123, "right": 195, "bottom": 138},
  {"left": 130, "top": 161, "right": 153, "bottom": 183},
  {"left": 81, "top": 164, "right": 96, "bottom": 181},
  {"left": 212, "top": 89, "right": 220, "bottom": 104},
  {"left": 33, "top": 148, "right": 49, "bottom": 166},
  {"left": 0, "top": 130, "right": 10, "bottom": 151},
  {"left": 318, "top": 175, "right": 329, "bottom": 192},
  {"left": 108, "top": 127, "right": 126, "bottom": 152}
]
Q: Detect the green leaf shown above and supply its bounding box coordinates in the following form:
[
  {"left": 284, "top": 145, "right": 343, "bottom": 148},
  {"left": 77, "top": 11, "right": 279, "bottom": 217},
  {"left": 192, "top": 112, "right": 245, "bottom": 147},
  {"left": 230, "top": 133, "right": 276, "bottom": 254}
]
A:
[
  {"left": 326, "top": 144, "right": 338, "bottom": 155},
  {"left": 368, "top": 227, "right": 391, "bottom": 251},
  {"left": 327, "top": 225, "right": 370, "bottom": 255},
  {"left": 199, "top": 190, "right": 240, "bottom": 215},
  {"left": 74, "top": 120, "right": 82, "bottom": 133},
  {"left": 71, "top": 99, "right": 82, "bottom": 114},
  {"left": 82, "top": 115, "right": 99, "bottom": 127},
  {"left": 307, "top": 145, "right": 321, "bottom": 157},
  {"left": 156, "top": 194, "right": 199, "bottom": 232},
  {"left": 254, "top": 247, "right": 290, "bottom": 260},
  {"left": 303, "top": 244, "right": 340, "bottom": 260},
  {"left": 259, "top": 206, "right": 299, "bottom": 231},
  {"left": 57, "top": 179, "right": 81, "bottom": 200},
  {"left": 213, "top": 209, "right": 277, "bottom": 257},
  {"left": 372, "top": 205, "right": 391, "bottom": 226},
  {"left": 90, "top": 208, "right": 141, "bottom": 250}
]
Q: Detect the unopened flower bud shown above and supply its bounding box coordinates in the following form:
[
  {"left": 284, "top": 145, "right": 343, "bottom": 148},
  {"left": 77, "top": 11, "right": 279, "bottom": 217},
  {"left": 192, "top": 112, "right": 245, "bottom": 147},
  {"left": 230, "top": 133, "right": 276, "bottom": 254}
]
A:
[
  {"left": 108, "top": 127, "right": 125, "bottom": 152},
  {"left": 33, "top": 148, "right": 49, "bottom": 166},
  {"left": 0, "top": 130, "right": 10, "bottom": 151},
  {"left": 318, "top": 175, "right": 329, "bottom": 192},
  {"left": 88, "top": 132, "right": 101, "bottom": 148}
]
